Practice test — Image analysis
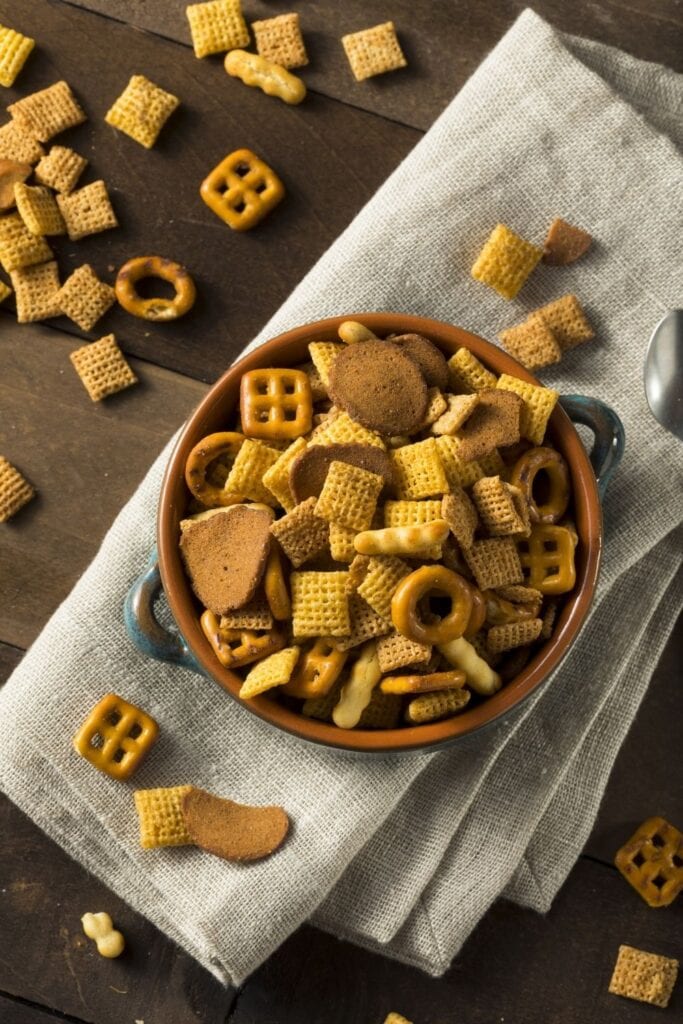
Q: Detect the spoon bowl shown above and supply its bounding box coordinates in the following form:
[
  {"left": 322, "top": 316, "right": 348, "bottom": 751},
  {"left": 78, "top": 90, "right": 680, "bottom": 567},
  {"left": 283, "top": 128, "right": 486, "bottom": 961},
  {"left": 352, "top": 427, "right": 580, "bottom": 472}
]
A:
[{"left": 645, "top": 310, "right": 683, "bottom": 440}]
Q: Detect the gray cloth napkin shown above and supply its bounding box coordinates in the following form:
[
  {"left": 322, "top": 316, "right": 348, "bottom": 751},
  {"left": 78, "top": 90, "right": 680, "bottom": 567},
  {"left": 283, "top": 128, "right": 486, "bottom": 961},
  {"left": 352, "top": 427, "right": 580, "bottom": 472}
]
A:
[{"left": 1, "top": 9, "right": 682, "bottom": 986}]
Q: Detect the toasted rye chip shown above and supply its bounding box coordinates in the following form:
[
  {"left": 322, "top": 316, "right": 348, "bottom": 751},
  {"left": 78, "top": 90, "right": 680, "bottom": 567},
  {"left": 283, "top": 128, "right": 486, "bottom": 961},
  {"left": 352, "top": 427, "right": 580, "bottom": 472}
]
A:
[
  {"left": 8, "top": 80, "right": 86, "bottom": 142},
  {"left": 70, "top": 333, "right": 138, "bottom": 402},
  {"left": 105, "top": 74, "right": 180, "bottom": 149},
  {"left": 341, "top": 21, "right": 407, "bottom": 81},
  {"left": 10, "top": 260, "right": 61, "bottom": 322}
]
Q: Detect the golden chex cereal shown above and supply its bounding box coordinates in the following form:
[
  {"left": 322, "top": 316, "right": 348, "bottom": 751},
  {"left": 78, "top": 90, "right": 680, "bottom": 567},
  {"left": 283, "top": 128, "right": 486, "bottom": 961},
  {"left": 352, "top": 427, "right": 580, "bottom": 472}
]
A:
[
  {"left": 262, "top": 436, "right": 307, "bottom": 511},
  {"left": 0, "top": 455, "right": 35, "bottom": 521},
  {"left": 186, "top": 0, "right": 249, "bottom": 58},
  {"left": 405, "top": 687, "right": 471, "bottom": 724},
  {"left": 0, "top": 212, "right": 52, "bottom": 272},
  {"left": 335, "top": 593, "right": 391, "bottom": 651},
  {"left": 496, "top": 373, "right": 559, "bottom": 446},
  {"left": 252, "top": 13, "right": 308, "bottom": 69},
  {"left": 464, "top": 537, "right": 523, "bottom": 590},
  {"left": 421, "top": 387, "right": 448, "bottom": 427},
  {"left": 341, "top": 21, "right": 407, "bottom": 81},
  {"left": 105, "top": 74, "right": 179, "bottom": 149},
  {"left": 8, "top": 81, "right": 86, "bottom": 142},
  {"left": 224, "top": 438, "right": 281, "bottom": 505},
  {"left": 356, "top": 555, "right": 410, "bottom": 622},
  {"left": 133, "top": 785, "right": 194, "bottom": 848},
  {"left": 472, "top": 475, "right": 528, "bottom": 536},
  {"left": 471, "top": 223, "right": 543, "bottom": 300},
  {"left": 441, "top": 489, "right": 478, "bottom": 550},
  {"left": 298, "top": 360, "right": 327, "bottom": 401},
  {"left": 0, "top": 279, "right": 11, "bottom": 304},
  {"left": 220, "top": 596, "right": 273, "bottom": 631},
  {"left": 291, "top": 571, "right": 351, "bottom": 637},
  {"left": 270, "top": 496, "right": 330, "bottom": 567},
  {"left": 57, "top": 180, "right": 118, "bottom": 241},
  {"left": 56, "top": 264, "right": 116, "bottom": 332},
  {"left": 447, "top": 347, "right": 498, "bottom": 393},
  {"left": 498, "top": 312, "right": 562, "bottom": 371},
  {"left": 608, "top": 944, "right": 678, "bottom": 1008},
  {"left": 435, "top": 435, "right": 484, "bottom": 489},
  {"left": 391, "top": 438, "right": 449, "bottom": 500},
  {"left": 308, "top": 341, "right": 344, "bottom": 389},
  {"left": 478, "top": 449, "right": 506, "bottom": 476},
  {"left": 10, "top": 260, "right": 61, "bottom": 322},
  {"left": 34, "top": 145, "right": 87, "bottom": 194},
  {"left": 384, "top": 499, "right": 443, "bottom": 558},
  {"left": 240, "top": 645, "right": 300, "bottom": 698},
  {"left": 70, "top": 333, "right": 138, "bottom": 402},
  {"left": 487, "top": 618, "right": 542, "bottom": 655},
  {"left": 14, "top": 182, "right": 65, "bottom": 236},
  {"left": 329, "top": 521, "right": 357, "bottom": 563},
  {"left": 377, "top": 631, "right": 432, "bottom": 674},
  {"left": 316, "top": 460, "right": 383, "bottom": 532},
  {"left": 431, "top": 392, "right": 479, "bottom": 435},
  {"left": 310, "top": 409, "right": 385, "bottom": 450},
  {"left": 536, "top": 293, "right": 594, "bottom": 350},
  {"left": 0, "top": 120, "right": 44, "bottom": 164},
  {"left": 0, "top": 24, "right": 35, "bottom": 87}
]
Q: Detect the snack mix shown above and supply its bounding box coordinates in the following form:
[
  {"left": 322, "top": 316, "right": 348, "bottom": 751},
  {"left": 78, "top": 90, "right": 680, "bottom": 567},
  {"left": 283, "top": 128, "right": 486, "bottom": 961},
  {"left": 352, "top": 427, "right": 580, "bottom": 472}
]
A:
[{"left": 179, "top": 321, "right": 578, "bottom": 731}]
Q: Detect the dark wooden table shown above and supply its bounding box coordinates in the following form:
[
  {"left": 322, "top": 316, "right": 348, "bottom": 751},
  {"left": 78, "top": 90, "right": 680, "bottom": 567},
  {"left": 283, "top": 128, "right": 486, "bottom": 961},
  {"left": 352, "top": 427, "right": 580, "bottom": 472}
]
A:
[{"left": 1, "top": 2, "right": 681, "bottom": 1021}]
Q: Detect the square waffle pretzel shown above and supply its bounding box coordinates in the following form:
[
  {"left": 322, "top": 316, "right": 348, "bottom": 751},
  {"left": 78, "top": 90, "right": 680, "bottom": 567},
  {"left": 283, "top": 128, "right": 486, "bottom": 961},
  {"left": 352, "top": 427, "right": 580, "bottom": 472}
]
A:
[
  {"left": 14, "top": 183, "right": 65, "bottom": 236},
  {"left": 9, "top": 81, "right": 86, "bottom": 142},
  {"left": 73, "top": 693, "right": 158, "bottom": 781},
  {"left": 517, "top": 523, "right": 577, "bottom": 594},
  {"left": 308, "top": 341, "right": 344, "bottom": 390},
  {"left": 11, "top": 261, "right": 61, "bottom": 322},
  {"left": 186, "top": 0, "right": 250, "bottom": 58},
  {"left": 435, "top": 436, "right": 484, "bottom": 489},
  {"left": 57, "top": 180, "right": 118, "bottom": 241},
  {"left": 56, "top": 264, "right": 116, "bottom": 331},
  {"left": 316, "top": 461, "right": 383, "bottom": 531},
  {"left": 496, "top": 373, "right": 559, "bottom": 446},
  {"left": 0, "top": 25, "right": 35, "bottom": 87},
  {"left": 291, "top": 571, "right": 351, "bottom": 637},
  {"left": 262, "top": 436, "right": 307, "bottom": 511},
  {"left": 471, "top": 223, "right": 543, "bottom": 300},
  {"left": 240, "top": 645, "right": 300, "bottom": 698},
  {"left": 447, "top": 348, "right": 498, "bottom": 393},
  {"left": 536, "top": 293, "right": 594, "bottom": 350},
  {"left": 240, "top": 367, "right": 312, "bottom": 441},
  {"left": 252, "top": 13, "right": 308, "bottom": 69},
  {"left": 614, "top": 816, "right": 683, "bottom": 908},
  {"left": 472, "top": 475, "right": 528, "bottom": 536},
  {"left": 200, "top": 149, "right": 284, "bottom": 231},
  {"left": 377, "top": 631, "right": 432, "bottom": 674},
  {"left": 464, "top": 537, "right": 523, "bottom": 590},
  {"left": 405, "top": 687, "right": 471, "bottom": 724},
  {"left": 35, "top": 145, "right": 87, "bottom": 194},
  {"left": 341, "top": 21, "right": 407, "bottom": 81},
  {"left": 498, "top": 313, "right": 562, "bottom": 371},
  {"left": 356, "top": 555, "right": 410, "bottom": 622},
  {"left": 224, "top": 438, "right": 281, "bottom": 505},
  {"left": 441, "top": 489, "right": 478, "bottom": 550},
  {"left": 608, "top": 945, "right": 679, "bottom": 1008},
  {"left": 0, "top": 212, "right": 52, "bottom": 273},
  {"left": 270, "top": 496, "right": 329, "bottom": 567},
  {"left": 329, "top": 522, "right": 357, "bottom": 562},
  {"left": 335, "top": 594, "right": 392, "bottom": 651},
  {"left": 200, "top": 610, "right": 284, "bottom": 668},
  {"left": 487, "top": 618, "right": 542, "bottom": 654},
  {"left": 0, "top": 455, "right": 34, "bottom": 521},
  {"left": 70, "top": 334, "right": 138, "bottom": 402},
  {"left": 105, "top": 75, "right": 179, "bottom": 149},
  {"left": 310, "top": 409, "right": 385, "bottom": 449},
  {"left": 391, "top": 438, "right": 449, "bottom": 500},
  {"left": 134, "top": 785, "right": 194, "bottom": 848}
]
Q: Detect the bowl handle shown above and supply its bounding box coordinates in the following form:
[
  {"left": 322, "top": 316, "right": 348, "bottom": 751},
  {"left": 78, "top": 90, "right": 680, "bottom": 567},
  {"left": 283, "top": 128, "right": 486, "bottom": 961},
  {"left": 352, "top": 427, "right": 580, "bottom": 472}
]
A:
[
  {"left": 124, "top": 548, "right": 203, "bottom": 673},
  {"left": 559, "top": 395, "right": 625, "bottom": 499}
]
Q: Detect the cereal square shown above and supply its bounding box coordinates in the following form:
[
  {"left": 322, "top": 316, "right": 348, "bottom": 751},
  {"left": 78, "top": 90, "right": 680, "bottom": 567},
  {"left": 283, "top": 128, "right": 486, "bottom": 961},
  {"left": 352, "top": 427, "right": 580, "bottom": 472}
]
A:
[
  {"left": 186, "top": 0, "right": 250, "bottom": 58},
  {"left": 496, "top": 373, "right": 559, "bottom": 445},
  {"left": 105, "top": 75, "right": 179, "bottom": 149},
  {"left": 0, "top": 24, "right": 35, "bottom": 87},
  {"left": 431, "top": 393, "right": 479, "bottom": 435},
  {"left": 472, "top": 475, "right": 528, "bottom": 536},
  {"left": 221, "top": 596, "right": 273, "bottom": 631},
  {"left": 270, "top": 497, "right": 329, "bottom": 567},
  {"left": 252, "top": 13, "right": 308, "bottom": 69},
  {"left": 57, "top": 181, "right": 118, "bottom": 241},
  {"left": 240, "top": 645, "right": 300, "bottom": 698},
  {"left": 536, "top": 293, "right": 594, "bottom": 350},
  {"left": 464, "top": 537, "right": 523, "bottom": 590},
  {"left": 291, "top": 571, "right": 351, "bottom": 637},
  {"left": 391, "top": 438, "right": 448, "bottom": 500},
  {"left": 35, "top": 145, "right": 87, "bottom": 194},
  {"left": 10, "top": 260, "right": 61, "bottom": 322},
  {"left": 134, "top": 785, "right": 193, "bottom": 848},
  {"left": 447, "top": 348, "right": 498, "bottom": 393},
  {"left": 70, "top": 334, "right": 138, "bottom": 402},
  {"left": 406, "top": 687, "right": 470, "bottom": 723},
  {"left": 224, "top": 438, "right": 281, "bottom": 505},
  {"left": 8, "top": 81, "right": 86, "bottom": 142},
  {"left": 0, "top": 455, "right": 35, "bottom": 521},
  {"left": 335, "top": 593, "right": 391, "bottom": 651},
  {"left": 0, "top": 120, "right": 44, "bottom": 164},
  {"left": 56, "top": 264, "right": 116, "bottom": 332},
  {"left": 0, "top": 279, "right": 11, "bottom": 303},
  {"left": 441, "top": 489, "right": 478, "bottom": 550},
  {"left": 310, "top": 409, "right": 385, "bottom": 449},
  {"left": 316, "top": 461, "right": 383, "bottom": 531},
  {"left": 377, "top": 631, "right": 431, "bottom": 674},
  {"left": 0, "top": 212, "right": 52, "bottom": 272},
  {"left": 435, "top": 435, "right": 484, "bottom": 489},
  {"left": 329, "top": 522, "right": 357, "bottom": 563},
  {"left": 498, "top": 313, "right": 562, "bottom": 371},
  {"left": 342, "top": 21, "right": 407, "bottom": 81},
  {"left": 487, "top": 618, "right": 542, "bottom": 654},
  {"left": 14, "top": 183, "right": 65, "bottom": 236},
  {"left": 262, "top": 436, "right": 307, "bottom": 511},
  {"left": 356, "top": 555, "right": 410, "bottom": 622},
  {"left": 471, "top": 223, "right": 543, "bottom": 300},
  {"left": 608, "top": 945, "right": 678, "bottom": 1008},
  {"left": 308, "top": 341, "right": 344, "bottom": 389}
]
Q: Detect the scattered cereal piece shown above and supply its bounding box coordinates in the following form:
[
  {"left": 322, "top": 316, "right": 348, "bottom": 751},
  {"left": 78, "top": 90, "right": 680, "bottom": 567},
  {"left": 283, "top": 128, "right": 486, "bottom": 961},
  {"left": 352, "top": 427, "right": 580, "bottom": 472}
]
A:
[
  {"left": 335, "top": 593, "right": 392, "bottom": 651},
  {"left": 225, "top": 49, "right": 306, "bottom": 105},
  {"left": 134, "top": 785, "right": 194, "bottom": 848},
  {"left": 56, "top": 264, "right": 116, "bottom": 332},
  {"left": 240, "top": 645, "right": 300, "bottom": 698},
  {"left": 200, "top": 148, "right": 285, "bottom": 231},
  {"left": 487, "top": 618, "right": 542, "bottom": 654},
  {"left": 181, "top": 787, "right": 289, "bottom": 862},
  {"left": 70, "top": 333, "right": 137, "bottom": 402},
  {"left": 435, "top": 435, "right": 484, "bottom": 489},
  {"left": 291, "top": 570, "right": 351, "bottom": 637},
  {"left": 614, "top": 816, "right": 683, "bottom": 908},
  {"left": 186, "top": 0, "right": 249, "bottom": 58},
  {"left": 341, "top": 21, "right": 407, "bottom": 81},
  {"left": 464, "top": 537, "right": 523, "bottom": 590},
  {"left": 472, "top": 475, "right": 529, "bottom": 536},
  {"left": 329, "top": 522, "right": 357, "bottom": 563},
  {"left": 81, "top": 912, "right": 125, "bottom": 959},
  {"left": 0, "top": 455, "right": 34, "bottom": 521},
  {"left": 10, "top": 260, "right": 61, "bottom": 322},
  {"left": 471, "top": 223, "right": 543, "bottom": 300},
  {"left": 0, "top": 157, "right": 30, "bottom": 211},
  {"left": 383, "top": 499, "right": 443, "bottom": 529},
  {"left": 105, "top": 74, "right": 179, "bottom": 149},
  {"left": 543, "top": 218, "right": 592, "bottom": 266},
  {"left": 224, "top": 438, "right": 281, "bottom": 505},
  {"left": 9, "top": 81, "right": 86, "bottom": 142},
  {"left": 608, "top": 944, "right": 678, "bottom": 1008},
  {"left": 290, "top": 443, "right": 394, "bottom": 504},
  {"left": 431, "top": 393, "right": 479, "bottom": 435},
  {"left": 447, "top": 347, "right": 498, "bottom": 394},
  {"left": 390, "top": 438, "right": 449, "bottom": 500},
  {"left": 57, "top": 180, "right": 118, "bottom": 241},
  {"left": 72, "top": 693, "right": 158, "bottom": 781},
  {"left": 0, "top": 120, "right": 43, "bottom": 164},
  {"left": 496, "top": 373, "right": 559, "bottom": 446},
  {"left": 316, "top": 460, "right": 383, "bottom": 532},
  {"left": 441, "top": 489, "right": 478, "bottom": 550},
  {"left": 421, "top": 387, "right": 448, "bottom": 427},
  {"left": 308, "top": 341, "right": 344, "bottom": 390},
  {"left": 14, "top": 182, "right": 65, "bottom": 236},
  {"left": 377, "top": 631, "right": 432, "bottom": 673},
  {"left": 34, "top": 144, "right": 87, "bottom": 194},
  {"left": 457, "top": 389, "right": 522, "bottom": 463},
  {"left": 498, "top": 313, "right": 562, "bottom": 371},
  {"left": 405, "top": 687, "right": 471, "bottom": 724},
  {"left": 0, "top": 212, "right": 52, "bottom": 272},
  {"left": 221, "top": 595, "right": 273, "bottom": 631},
  {"left": 329, "top": 339, "right": 428, "bottom": 436},
  {"left": 270, "top": 497, "right": 330, "bottom": 567},
  {"left": 356, "top": 555, "right": 410, "bottom": 622},
  {"left": 252, "top": 12, "right": 308, "bottom": 69},
  {"left": 262, "top": 436, "right": 307, "bottom": 511},
  {"left": 310, "top": 409, "right": 386, "bottom": 450},
  {"left": 536, "top": 294, "right": 594, "bottom": 351},
  {"left": 0, "top": 24, "right": 35, "bottom": 87}
]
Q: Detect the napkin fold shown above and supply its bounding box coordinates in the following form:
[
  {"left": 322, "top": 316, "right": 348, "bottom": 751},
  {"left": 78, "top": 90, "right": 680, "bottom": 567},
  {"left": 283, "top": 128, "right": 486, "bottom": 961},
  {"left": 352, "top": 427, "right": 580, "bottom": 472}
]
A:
[{"left": 1, "top": 9, "right": 682, "bottom": 986}]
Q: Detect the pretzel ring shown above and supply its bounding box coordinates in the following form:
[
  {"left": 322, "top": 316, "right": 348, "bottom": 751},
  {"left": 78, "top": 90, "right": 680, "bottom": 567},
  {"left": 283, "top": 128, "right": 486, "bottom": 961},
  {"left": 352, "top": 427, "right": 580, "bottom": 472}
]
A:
[
  {"left": 115, "top": 256, "right": 196, "bottom": 321},
  {"left": 482, "top": 590, "right": 537, "bottom": 626},
  {"left": 510, "top": 446, "right": 570, "bottom": 524},
  {"left": 391, "top": 566, "right": 473, "bottom": 646},
  {"left": 184, "top": 432, "right": 245, "bottom": 507}
]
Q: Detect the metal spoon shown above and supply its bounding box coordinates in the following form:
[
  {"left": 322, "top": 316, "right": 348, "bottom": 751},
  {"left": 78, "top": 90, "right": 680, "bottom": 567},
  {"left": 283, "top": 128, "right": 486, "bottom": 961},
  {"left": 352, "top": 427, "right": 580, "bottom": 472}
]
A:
[{"left": 644, "top": 309, "right": 683, "bottom": 441}]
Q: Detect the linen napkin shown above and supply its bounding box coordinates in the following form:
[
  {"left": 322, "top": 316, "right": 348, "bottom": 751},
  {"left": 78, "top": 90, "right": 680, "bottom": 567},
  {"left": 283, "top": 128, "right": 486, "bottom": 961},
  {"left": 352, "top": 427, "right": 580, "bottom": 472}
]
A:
[{"left": 1, "top": 9, "right": 682, "bottom": 985}]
